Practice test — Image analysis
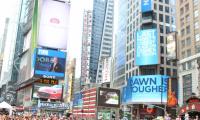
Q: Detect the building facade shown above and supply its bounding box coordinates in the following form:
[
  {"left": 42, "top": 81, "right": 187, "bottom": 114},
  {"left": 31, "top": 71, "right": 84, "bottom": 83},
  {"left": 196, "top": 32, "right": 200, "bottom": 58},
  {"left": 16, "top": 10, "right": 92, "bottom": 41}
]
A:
[
  {"left": 113, "top": 0, "right": 127, "bottom": 88},
  {"left": 176, "top": 0, "right": 200, "bottom": 105},
  {"left": 89, "top": 0, "right": 114, "bottom": 84},
  {"left": 81, "top": 10, "right": 92, "bottom": 85}
]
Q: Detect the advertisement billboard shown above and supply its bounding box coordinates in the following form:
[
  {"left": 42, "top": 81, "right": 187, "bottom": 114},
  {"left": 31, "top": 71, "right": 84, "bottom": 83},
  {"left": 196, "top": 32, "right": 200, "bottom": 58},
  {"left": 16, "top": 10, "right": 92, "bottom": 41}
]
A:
[
  {"left": 136, "top": 29, "right": 158, "bottom": 66},
  {"left": 32, "top": 84, "right": 63, "bottom": 100},
  {"left": 122, "top": 75, "right": 168, "bottom": 104},
  {"left": 38, "top": 101, "right": 69, "bottom": 110},
  {"left": 97, "top": 87, "right": 120, "bottom": 108},
  {"left": 33, "top": 48, "right": 66, "bottom": 79},
  {"left": 73, "top": 93, "right": 83, "bottom": 108},
  {"left": 102, "top": 57, "right": 112, "bottom": 83},
  {"left": 38, "top": 0, "right": 70, "bottom": 49},
  {"left": 167, "top": 32, "right": 177, "bottom": 60},
  {"left": 141, "top": 0, "right": 153, "bottom": 13}
]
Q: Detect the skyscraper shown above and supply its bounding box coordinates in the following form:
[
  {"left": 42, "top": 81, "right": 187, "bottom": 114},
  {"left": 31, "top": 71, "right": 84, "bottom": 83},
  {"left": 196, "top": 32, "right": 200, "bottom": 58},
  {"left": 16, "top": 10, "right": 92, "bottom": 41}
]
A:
[
  {"left": 89, "top": 0, "right": 114, "bottom": 83},
  {"left": 176, "top": 0, "right": 200, "bottom": 105},
  {"left": 113, "top": 0, "right": 127, "bottom": 88},
  {"left": 81, "top": 10, "right": 92, "bottom": 85}
]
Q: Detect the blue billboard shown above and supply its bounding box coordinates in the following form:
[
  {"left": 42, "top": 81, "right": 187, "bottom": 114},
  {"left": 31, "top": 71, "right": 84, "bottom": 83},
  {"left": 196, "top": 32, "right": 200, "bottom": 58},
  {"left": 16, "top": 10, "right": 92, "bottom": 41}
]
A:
[
  {"left": 122, "top": 75, "right": 168, "bottom": 104},
  {"left": 141, "top": 0, "right": 152, "bottom": 13},
  {"left": 136, "top": 29, "right": 158, "bottom": 66},
  {"left": 33, "top": 48, "right": 66, "bottom": 79},
  {"left": 73, "top": 93, "right": 83, "bottom": 108}
]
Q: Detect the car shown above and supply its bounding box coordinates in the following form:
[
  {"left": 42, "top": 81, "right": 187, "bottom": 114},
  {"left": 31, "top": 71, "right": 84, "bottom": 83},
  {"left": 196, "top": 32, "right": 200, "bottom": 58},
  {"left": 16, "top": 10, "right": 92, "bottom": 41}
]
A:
[{"left": 37, "top": 85, "right": 62, "bottom": 99}]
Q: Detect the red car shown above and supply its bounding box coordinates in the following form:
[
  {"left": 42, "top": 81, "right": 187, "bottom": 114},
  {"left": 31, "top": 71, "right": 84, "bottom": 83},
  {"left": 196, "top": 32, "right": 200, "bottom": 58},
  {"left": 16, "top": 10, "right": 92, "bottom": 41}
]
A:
[{"left": 37, "top": 85, "right": 62, "bottom": 99}]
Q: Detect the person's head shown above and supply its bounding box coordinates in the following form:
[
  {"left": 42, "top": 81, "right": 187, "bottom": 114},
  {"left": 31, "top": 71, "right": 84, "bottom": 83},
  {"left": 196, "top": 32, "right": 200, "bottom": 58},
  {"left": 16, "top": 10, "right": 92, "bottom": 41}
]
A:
[{"left": 52, "top": 57, "right": 59, "bottom": 64}]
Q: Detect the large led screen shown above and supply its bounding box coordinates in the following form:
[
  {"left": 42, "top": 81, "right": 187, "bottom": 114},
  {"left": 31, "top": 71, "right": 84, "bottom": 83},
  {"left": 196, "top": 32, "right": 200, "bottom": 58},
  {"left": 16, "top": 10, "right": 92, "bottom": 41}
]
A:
[
  {"left": 32, "top": 84, "right": 63, "bottom": 100},
  {"left": 38, "top": 0, "right": 70, "bottom": 49},
  {"left": 136, "top": 29, "right": 158, "bottom": 66},
  {"left": 122, "top": 75, "right": 168, "bottom": 104},
  {"left": 141, "top": 0, "right": 153, "bottom": 13},
  {"left": 97, "top": 87, "right": 120, "bottom": 108},
  {"left": 33, "top": 48, "right": 66, "bottom": 79}
]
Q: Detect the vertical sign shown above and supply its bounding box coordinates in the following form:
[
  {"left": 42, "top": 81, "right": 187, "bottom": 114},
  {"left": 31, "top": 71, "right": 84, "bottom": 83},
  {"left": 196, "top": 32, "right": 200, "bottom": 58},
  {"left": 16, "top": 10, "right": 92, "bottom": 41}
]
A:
[
  {"left": 136, "top": 29, "right": 158, "bottom": 66},
  {"left": 141, "top": 0, "right": 153, "bottom": 13}
]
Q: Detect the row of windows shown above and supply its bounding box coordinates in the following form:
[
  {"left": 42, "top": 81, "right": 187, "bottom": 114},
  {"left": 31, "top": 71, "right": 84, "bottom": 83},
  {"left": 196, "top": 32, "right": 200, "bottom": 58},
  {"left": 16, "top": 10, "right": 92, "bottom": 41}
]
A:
[
  {"left": 181, "top": 49, "right": 192, "bottom": 59},
  {"left": 181, "top": 37, "right": 191, "bottom": 48}
]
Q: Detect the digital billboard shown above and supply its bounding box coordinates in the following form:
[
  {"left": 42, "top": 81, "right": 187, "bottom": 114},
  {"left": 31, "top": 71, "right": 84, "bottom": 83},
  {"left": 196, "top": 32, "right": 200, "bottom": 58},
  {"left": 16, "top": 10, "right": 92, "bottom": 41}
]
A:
[
  {"left": 141, "top": 0, "right": 153, "bottom": 13},
  {"left": 136, "top": 29, "right": 158, "bottom": 66},
  {"left": 33, "top": 48, "right": 66, "bottom": 79},
  {"left": 122, "top": 75, "right": 168, "bottom": 104},
  {"left": 97, "top": 87, "right": 120, "bottom": 108},
  {"left": 32, "top": 84, "right": 63, "bottom": 100},
  {"left": 38, "top": 0, "right": 70, "bottom": 49},
  {"left": 73, "top": 92, "right": 83, "bottom": 108},
  {"left": 167, "top": 32, "right": 177, "bottom": 60}
]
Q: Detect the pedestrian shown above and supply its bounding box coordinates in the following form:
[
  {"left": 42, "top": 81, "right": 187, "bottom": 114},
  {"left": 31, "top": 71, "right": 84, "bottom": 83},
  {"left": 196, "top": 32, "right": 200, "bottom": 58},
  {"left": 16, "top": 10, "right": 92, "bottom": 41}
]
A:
[
  {"left": 164, "top": 114, "right": 171, "bottom": 120},
  {"left": 176, "top": 115, "right": 181, "bottom": 120}
]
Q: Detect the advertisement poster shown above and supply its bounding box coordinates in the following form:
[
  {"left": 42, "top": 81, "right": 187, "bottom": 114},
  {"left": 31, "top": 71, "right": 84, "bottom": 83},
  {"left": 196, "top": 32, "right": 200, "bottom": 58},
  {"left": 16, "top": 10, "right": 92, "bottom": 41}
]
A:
[
  {"left": 97, "top": 87, "right": 120, "bottom": 108},
  {"left": 98, "top": 111, "right": 111, "bottom": 120},
  {"left": 136, "top": 29, "right": 158, "bottom": 66},
  {"left": 141, "top": 0, "right": 152, "bottom": 13},
  {"left": 167, "top": 32, "right": 177, "bottom": 60},
  {"left": 122, "top": 75, "right": 168, "bottom": 104},
  {"left": 33, "top": 48, "right": 66, "bottom": 79},
  {"left": 32, "top": 84, "right": 63, "bottom": 100},
  {"left": 38, "top": 0, "right": 70, "bottom": 49}
]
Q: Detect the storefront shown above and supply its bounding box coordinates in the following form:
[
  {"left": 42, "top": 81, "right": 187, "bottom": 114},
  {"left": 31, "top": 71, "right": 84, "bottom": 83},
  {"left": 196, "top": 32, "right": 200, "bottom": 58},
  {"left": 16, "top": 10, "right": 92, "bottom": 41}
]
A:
[{"left": 178, "top": 96, "right": 200, "bottom": 119}]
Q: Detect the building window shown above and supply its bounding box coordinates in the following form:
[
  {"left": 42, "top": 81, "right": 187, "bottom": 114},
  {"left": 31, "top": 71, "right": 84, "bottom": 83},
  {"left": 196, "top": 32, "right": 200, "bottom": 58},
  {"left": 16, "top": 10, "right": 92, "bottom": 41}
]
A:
[
  {"left": 180, "top": 18, "right": 184, "bottom": 26},
  {"left": 160, "top": 25, "right": 164, "bottom": 33},
  {"left": 159, "top": 0, "right": 163, "bottom": 2},
  {"left": 195, "top": 34, "right": 200, "bottom": 41},
  {"left": 159, "top": 5, "right": 163, "bottom": 11},
  {"left": 182, "top": 51, "right": 186, "bottom": 58},
  {"left": 173, "top": 69, "right": 177, "bottom": 77},
  {"left": 165, "top": 6, "right": 169, "bottom": 13},
  {"left": 187, "top": 49, "right": 191, "bottom": 57},
  {"left": 159, "top": 14, "right": 163, "bottom": 22},
  {"left": 180, "top": 7, "right": 184, "bottom": 15},
  {"left": 161, "top": 57, "right": 164, "bottom": 64},
  {"left": 153, "top": 12, "right": 157, "bottom": 20},
  {"left": 182, "top": 63, "right": 186, "bottom": 70},
  {"left": 196, "top": 45, "right": 200, "bottom": 53},
  {"left": 160, "top": 67, "right": 164, "bottom": 75},
  {"left": 160, "top": 36, "right": 164, "bottom": 43},
  {"left": 183, "top": 74, "right": 192, "bottom": 101},
  {"left": 166, "top": 26, "right": 170, "bottom": 33},
  {"left": 166, "top": 15, "right": 170, "bottom": 23},
  {"left": 165, "top": 0, "right": 169, "bottom": 4},
  {"left": 186, "top": 37, "right": 191, "bottom": 45},
  {"left": 186, "top": 14, "right": 190, "bottom": 23},
  {"left": 181, "top": 40, "right": 185, "bottom": 48},
  {"left": 166, "top": 68, "right": 171, "bottom": 76},
  {"left": 194, "top": 0, "right": 199, "bottom": 6},
  {"left": 194, "top": 10, "right": 199, "bottom": 18},
  {"left": 195, "top": 22, "right": 199, "bottom": 29},
  {"left": 185, "top": 4, "right": 189, "bottom": 12},
  {"left": 181, "top": 29, "right": 185, "bottom": 36},
  {"left": 161, "top": 46, "right": 164, "bottom": 54},
  {"left": 187, "top": 61, "right": 192, "bottom": 69},
  {"left": 154, "top": 3, "right": 157, "bottom": 10},
  {"left": 186, "top": 26, "right": 190, "bottom": 34}
]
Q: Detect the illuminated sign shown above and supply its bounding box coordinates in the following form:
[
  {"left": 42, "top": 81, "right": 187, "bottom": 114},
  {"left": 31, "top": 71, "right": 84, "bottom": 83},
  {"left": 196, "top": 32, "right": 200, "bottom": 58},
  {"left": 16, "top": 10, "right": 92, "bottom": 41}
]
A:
[
  {"left": 136, "top": 29, "right": 158, "bottom": 66},
  {"left": 97, "top": 87, "right": 120, "bottom": 108},
  {"left": 167, "top": 32, "right": 177, "bottom": 60},
  {"left": 38, "top": 101, "right": 69, "bottom": 110},
  {"left": 141, "top": 0, "right": 152, "bottom": 12},
  {"left": 36, "top": 79, "right": 59, "bottom": 85},
  {"left": 122, "top": 75, "right": 168, "bottom": 104},
  {"left": 32, "top": 84, "right": 63, "bottom": 100},
  {"left": 33, "top": 48, "right": 66, "bottom": 79}
]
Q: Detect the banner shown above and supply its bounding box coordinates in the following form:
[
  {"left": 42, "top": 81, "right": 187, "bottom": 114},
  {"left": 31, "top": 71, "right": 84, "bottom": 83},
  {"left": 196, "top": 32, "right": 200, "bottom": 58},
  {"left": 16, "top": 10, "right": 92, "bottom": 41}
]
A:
[
  {"left": 122, "top": 75, "right": 168, "bottom": 104},
  {"left": 38, "top": 101, "right": 69, "bottom": 110},
  {"left": 141, "top": 0, "right": 153, "bottom": 13}
]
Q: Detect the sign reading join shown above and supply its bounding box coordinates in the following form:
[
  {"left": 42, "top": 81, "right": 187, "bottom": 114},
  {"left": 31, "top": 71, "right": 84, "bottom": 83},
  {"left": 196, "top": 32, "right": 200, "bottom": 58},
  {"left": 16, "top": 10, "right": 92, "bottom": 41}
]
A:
[
  {"left": 141, "top": 0, "right": 153, "bottom": 13},
  {"left": 136, "top": 29, "right": 158, "bottom": 66},
  {"left": 122, "top": 75, "right": 168, "bottom": 104}
]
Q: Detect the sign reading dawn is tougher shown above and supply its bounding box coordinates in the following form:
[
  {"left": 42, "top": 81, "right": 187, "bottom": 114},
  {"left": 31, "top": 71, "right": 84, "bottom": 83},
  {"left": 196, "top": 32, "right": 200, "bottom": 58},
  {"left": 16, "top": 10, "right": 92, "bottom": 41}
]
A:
[{"left": 122, "top": 75, "right": 168, "bottom": 104}]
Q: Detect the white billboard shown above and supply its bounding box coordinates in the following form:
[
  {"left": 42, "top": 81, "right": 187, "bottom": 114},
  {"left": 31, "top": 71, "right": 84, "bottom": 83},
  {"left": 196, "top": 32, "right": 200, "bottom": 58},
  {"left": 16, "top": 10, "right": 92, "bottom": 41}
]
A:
[
  {"left": 167, "top": 32, "right": 177, "bottom": 60},
  {"left": 38, "top": 0, "right": 70, "bottom": 49}
]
